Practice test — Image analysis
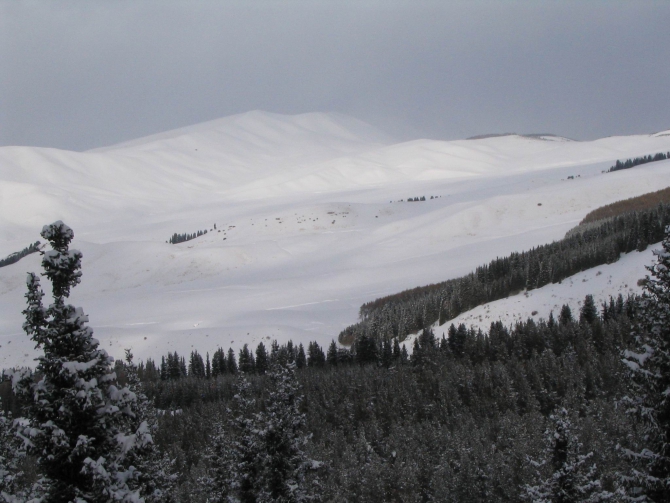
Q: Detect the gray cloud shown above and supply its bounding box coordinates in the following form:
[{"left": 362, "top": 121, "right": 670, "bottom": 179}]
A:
[{"left": 1, "top": 1, "right": 669, "bottom": 151}]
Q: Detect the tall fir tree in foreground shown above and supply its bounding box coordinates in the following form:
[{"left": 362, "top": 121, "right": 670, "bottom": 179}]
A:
[
  {"left": 622, "top": 226, "right": 670, "bottom": 501},
  {"left": 13, "top": 221, "right": 145, "bottom": 503}
]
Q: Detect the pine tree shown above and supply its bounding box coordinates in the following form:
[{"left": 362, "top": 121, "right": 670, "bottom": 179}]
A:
[
  {"left": 400, "top": 344, "right": 409, "bottom": 364},
  {"left": 354, "top": 334, "right": 378, "bottom": 365},
  {"left": 381, "top": 340, "right": 393, "bottom": 368},
  {"left": 239, "top": 344, "right": 256, "bottom": 374},
  {"left": 212, "top": 348, "right": 226, "bottom": 377},
  {"left": 326, "top": 340, "right": 338, "bottom": 367},
  {"left": 189, "top": 350, "right": 205, "bottom": 377},
  {"left": 392, "top": 338, "right": 401, "bottom": 361},
  {"left": 296, "top": 344, "right": 307, "bottom": 369},
  {"left": 621, "top": 227, "right": 670, "bottom": 501},
  {"left": 257, "top": 363, "right": 320, "bottom": 502},
  {"left": 123, "top": 350, "right": 176, "bottom": 502},
  {"left": 307, "top": 342, "right": 325, "bottom": 368},
  {"left": 580, "top": 295, "right": 598, "bottom": 325},
  {"left": 559, "top": 305, "right": 574, "bottom": 326},
  {"left": 256, "top": 342, "right": 269, "bottom": 375},
  {"left": 227, "top": 348, "right": 238, "bottom": 374},
  {"left": 13, "top": 221, "right": 143, "bottom": 503},
  {"left": 0, "top": 397, "right": 36, "bottom": 502},
  {"left": 205, "top": 373, "right": 260, "bottom": 503},
  {"left": 524, "top": 408, "right": 612, "bottom": 502}
]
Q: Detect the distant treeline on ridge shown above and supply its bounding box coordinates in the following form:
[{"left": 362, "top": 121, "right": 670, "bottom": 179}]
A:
[
  {"left": 607, "top": 151, "right": 669, "bottom": 173},
  {"left": 339, "top": 195, "right": 670, "bottom": 346},
  {"left": 0, "top": 241, "right": 40, "bottom": 269}
]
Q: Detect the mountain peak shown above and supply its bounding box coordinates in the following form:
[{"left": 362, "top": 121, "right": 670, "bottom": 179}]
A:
[{"left": 88, "top": 111, "right": 392, "bottom": 153}]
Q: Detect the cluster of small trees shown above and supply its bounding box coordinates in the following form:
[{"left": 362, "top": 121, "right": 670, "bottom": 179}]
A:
[
  {"left": 167, "top": 229, "right": 207, "bottom": 244},
  {"left": 0, "top": 241, "right": 40, "bottom": 269},
  {"left": 339, "top": 201, "right": 670, "bottom": 345},
  {"left": 608, "top": 151, "right": 669, "bottom": 172}
]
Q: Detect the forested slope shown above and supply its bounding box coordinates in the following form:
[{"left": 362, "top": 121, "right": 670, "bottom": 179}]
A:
[{"left": 339, "top": 199, "right": 670, "bottom": 346}]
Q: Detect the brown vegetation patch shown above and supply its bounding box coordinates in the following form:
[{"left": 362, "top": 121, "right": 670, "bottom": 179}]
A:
[{"left": 580, "top": 186, "right": 670, "bottom": 225}]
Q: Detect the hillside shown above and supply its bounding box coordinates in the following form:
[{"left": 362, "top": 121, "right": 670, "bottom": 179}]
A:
[{"left": 1, "top": 111, "right": 670, "bottom": 369}]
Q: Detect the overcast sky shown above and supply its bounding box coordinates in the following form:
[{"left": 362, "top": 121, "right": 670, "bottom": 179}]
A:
[{"left": 1, "top": 1, "right": 669, "bottom": 151}]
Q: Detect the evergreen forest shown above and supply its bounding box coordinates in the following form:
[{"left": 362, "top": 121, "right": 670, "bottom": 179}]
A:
[
  {"left": 2, "top": 218, "right": 670, "bottom": 502},
  {"left": 338, "top": 200, "right": 670, "bottom": 346}
]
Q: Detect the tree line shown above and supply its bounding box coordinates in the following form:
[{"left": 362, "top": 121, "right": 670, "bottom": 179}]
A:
[
  {"left": 338, "top": 201, "right": 670, "bottom": 346},
  {"left": 0, "top": 241, "right": 40, "bottom": 269},
  {"left": 134, "top": 340, "right": 341, "bottom": 387},
  {"left": 607, "top": 151, "right": 669, "bottom": 172},
  {"left": 97, "top": 288, "right": 666, "bottom": 501}
]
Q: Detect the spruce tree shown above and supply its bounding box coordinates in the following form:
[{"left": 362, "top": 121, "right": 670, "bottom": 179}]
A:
[
  {"left": 255, "top": 342, "right": 269, "bottom": 375},
  {"left": 0, "top": 398, "right": 36, "bottom": 502},
  {"left": 227, "top": 348, "right": 238, "bottom": 374},
  {"left": 393, "top": 338, "right": 401, "bottom": 360},
  {"left": 524, "top": 408, "right": 611, "bottom": 502},
  {"left": 239, "top": 344, "right": 255, "bottom": 374},
  {"left": 212, "top": 348, "right": 226, "bottom": 377},
  {"left": 203, "top": 373, "right": 259, "bottom": 503},
  {"left": 296, "top": 344, "right": 307, "bottom": 369},
  {"left": 621, "top": 227, "right": 670, "bottom": 501},
  {"left": 13, "top": 221, "right": 143, "bottom": 503},
  {"left": 580, "top": 295, "right": 598, "bottom": 325},
  {"left": 326, "top": 340, "right": 338, "bottom": 367},
  {"left": 258, "top": 363, "right": 320, "bottom": 502},
  {"left": 123, "top": 349, "right": 176, "bottom": 502},
  {"left": 559, "top": 305, "right": 573, "bottom": 326}
]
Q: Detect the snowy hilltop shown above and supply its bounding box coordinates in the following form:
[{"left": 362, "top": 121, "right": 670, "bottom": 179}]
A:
[{"left": 1, "top": 111, "right": 670, "bottom": 368}]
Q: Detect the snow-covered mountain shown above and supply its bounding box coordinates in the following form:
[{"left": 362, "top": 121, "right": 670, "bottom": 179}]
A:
[{"left": 1, "top": 111, "right": 670, "bottom": 368}]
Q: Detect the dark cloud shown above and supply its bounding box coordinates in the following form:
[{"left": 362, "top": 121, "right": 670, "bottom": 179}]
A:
[{"left": 1, "top": 1, "right": 669, "bottom": 151}]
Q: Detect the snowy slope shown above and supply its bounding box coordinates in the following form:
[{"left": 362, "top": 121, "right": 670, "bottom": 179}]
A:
[
  {"left": 441, "top": 245, "right": 655, "bottom": 335},
  {"left": 1, "top": 111, "right": 670, "bottom": 369}
]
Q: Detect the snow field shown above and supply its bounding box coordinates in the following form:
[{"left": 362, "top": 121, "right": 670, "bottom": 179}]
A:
[{"left": 1, "top": 111, "right": 670, "bottom": 368}]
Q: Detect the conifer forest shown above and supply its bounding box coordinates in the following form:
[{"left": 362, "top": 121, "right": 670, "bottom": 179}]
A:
[
  {"left": 5, "top": 2, "right": 670, "bottom": 502},
  {"left": 0, "top": 212, "right": 669, "bottom": 502}
]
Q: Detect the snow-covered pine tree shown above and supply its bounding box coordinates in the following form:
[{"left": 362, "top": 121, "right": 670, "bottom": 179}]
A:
[
  {"left": 13, "top": 221, "right": 144, "bottom": 503},
  {"left": 0, "top": 398, "right": 33, "bottom": 503},
  {"left": 206, "top": 364, "right": 320, "bottom": 502},
  {"left": 524, "top": 408, "right": 612, "bottom": 502},
  {"left": 257, "top": 363, "right": 320, "bottom": 503},
  {"left": 621, "top": 226, "right": 670, "bottom": 501},
  {"left": 123, "top": 350, "right": 176, "bottom": 502},
  {"left": 205, "top": 373, "right": 261, "bottom": 503}
]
